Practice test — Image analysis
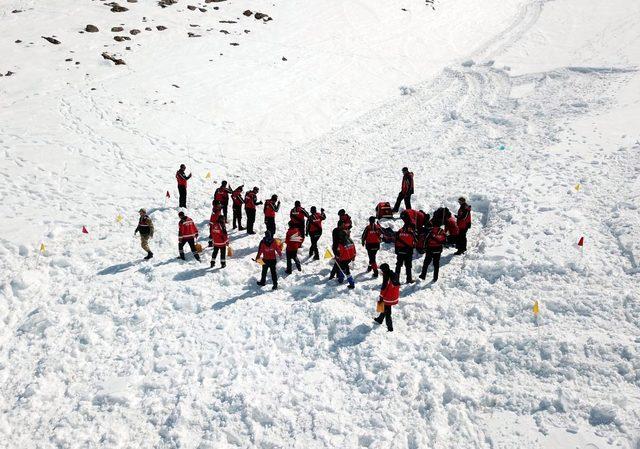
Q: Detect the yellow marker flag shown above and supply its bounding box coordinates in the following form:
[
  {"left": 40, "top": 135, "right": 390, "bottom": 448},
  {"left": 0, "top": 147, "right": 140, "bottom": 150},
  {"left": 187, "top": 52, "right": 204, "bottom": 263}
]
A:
[
  {"left": 205, "top": 171, "right": 212, "bottom": 179},
  {"left": 227, "top": 246, "right": 234, "bottom": 257},
  {"left": 533, "top": 300, "right": 539, "bottom": 316},
  {"left": 256, "top": 258, "right": 264, "bottom": 266},
  {"left": 40, "top": 243, "right": 46, "bottom": 253},
  {"left": 324, "top": 248, "right": 333, "bottom": 260},
  {"left": 116, "top": 214, "right": 123, "bottom": 223},
  {"left": 575, "top": 183, "right": 581, "bottom": 191}
]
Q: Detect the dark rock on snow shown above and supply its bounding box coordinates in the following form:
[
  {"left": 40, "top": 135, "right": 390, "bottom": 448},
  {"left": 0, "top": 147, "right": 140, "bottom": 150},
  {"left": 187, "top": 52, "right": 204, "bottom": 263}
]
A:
[{"left": 85, "top": 24, "right": 99, "bottom": 33}]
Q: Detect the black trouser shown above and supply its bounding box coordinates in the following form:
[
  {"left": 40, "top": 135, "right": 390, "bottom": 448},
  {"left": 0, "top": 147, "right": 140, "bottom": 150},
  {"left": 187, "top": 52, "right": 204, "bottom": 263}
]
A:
[
  {"left": 421, "top": 250, "right": 441, "bottom": 280},
  {"left": 260, "top": 259, "right": 277, "bottom": 286},
  {"left": 446, "top": 235, "right": 458, "bottom": 246},
  {"left": 178, "top": 238, "right": 199, "bottom": 259},
  {"left": 395, "top": 252, "right": 413, "bottom": 282},
  {"left": 246, "top": 208, "right": 256, "bottom": 233},
  {"left": 232, "top": 205, "right": 243, "bottom": 229},
  {"left": 286, "top": 250, "right": 301, "bottom": 272},
  {"left": 222, "top": 203, "right": 229, "bottom": 221},
  {"left": 366, "top": 243, "right": 380, "bottom": 273},
  {"left": 211, "top": 246, "right": 226, "bottom": 264},
  {"left": 457, "top": 229, "right": 468, "bottom": 253},
  {"left": 393, "top": 192, "right": 411, "bottom": 211},
  {"left": 265, "top": 217, "right": 276, "bottom": 236},
  {"left": 376, "top": 304, "right": 393, "bottom": 331},
  {"left": 308, "top": 231, "right": 321, "bottom": 259},
  {"left": 178, "top": 185, "right": 187, "bottom": 208}
]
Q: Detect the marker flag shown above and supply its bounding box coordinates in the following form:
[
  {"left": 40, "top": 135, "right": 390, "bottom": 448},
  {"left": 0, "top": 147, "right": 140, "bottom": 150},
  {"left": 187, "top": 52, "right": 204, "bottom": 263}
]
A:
[
  {"left": 116, "top": 214, "right": 123, "bottom": 223},
  {"left": 166, "top": 191, "right": 171, "bottom": 198},
  {"left": 205, "top": 172, "right": 212, "bottom": 179},
  {"left": 82, "top": 226, "right": 88, "bottom": 234},
  {"left": 40, "top": 243, "right": 46, "bottom": 253},
  {"left": 577, "top": 236, "right": 584, "bottom": 247},
  {"left": 533, "top": 300, "right": 539, "bottom": 316},
  {"left": 324, "top": 248, "right": 333, "bottom": 259},
  {"left": 575, "top": 183, "right": 581, "bottom": 191}
]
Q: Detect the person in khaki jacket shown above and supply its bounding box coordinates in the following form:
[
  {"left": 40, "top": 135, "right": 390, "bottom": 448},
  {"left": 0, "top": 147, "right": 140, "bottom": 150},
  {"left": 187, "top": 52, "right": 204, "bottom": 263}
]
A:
[{"left": 134, "top": 208, "right": 154, "bottom": 260}]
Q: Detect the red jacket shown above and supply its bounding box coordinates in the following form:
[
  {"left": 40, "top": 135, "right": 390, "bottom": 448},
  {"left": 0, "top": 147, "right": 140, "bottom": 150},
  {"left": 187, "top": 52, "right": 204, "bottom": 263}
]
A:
[
  {"left": 457, "top": 204, "right": 472, "bottom": 231},
  {"left": 290, "top": 207, "right": 308, "bottom": 228},
  {"left": 257, "top": 239, "right": 282, "bottom": 261},
  {"left": 307, "top": 212, "right": 325, "bottom": 234},
  {"left": 176, "top": 170, "right": 189, "bottom": 187},
  {"left": 178, "top": 217, "right": 198, "bottom": 241},
  {"left": 339, "top": 213, "right": 352, "bottom": 231},
  {"left": 404, "top": 209, "right": 418, "bottom": 226},
  {"left": 445, "top": 216, "right": 459, "bottom": 237},
  {"left": 214, "top": 186, "right": 231, "bottom": 204},
  {"left": 245, "top": 191, "right": 259, "bottom": 209},
  {"left": 401, "top": 172, "right": 414, "bottom": 194},
  {"left": 426, "top": 226, "right": 446, "bottom": 252},
  {"left": 231, "top": 189, "right": 244, "bottom": 207},
  {"left": 264, "top": 200, "right": 279, "bottom": 218},
  {"left": 285, "top": 228, "right": 304, "bottom": 251},
  {"left": 361, "top": 223, "right": 382, "bottom": 245},
  {"left": 416, "top": 210, "right": 427, "bottom": 229},
  {"left": 395, "top": 226, "right": 416, "bottom": 253},
  {"left": 337, "top": 241, "right": 357, "bottom": 262},
  {"left": 380, "top": 280, "right": 400, "bottom": 306},
  {"left": 209, "top": 222, "right": 229, "bottom": 247}
]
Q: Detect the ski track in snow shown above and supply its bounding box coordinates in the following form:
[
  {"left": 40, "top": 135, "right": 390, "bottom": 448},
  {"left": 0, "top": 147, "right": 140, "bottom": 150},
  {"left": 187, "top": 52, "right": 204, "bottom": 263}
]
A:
[{"left": 1, "top": 0, "right": 640, "bottom": 448}]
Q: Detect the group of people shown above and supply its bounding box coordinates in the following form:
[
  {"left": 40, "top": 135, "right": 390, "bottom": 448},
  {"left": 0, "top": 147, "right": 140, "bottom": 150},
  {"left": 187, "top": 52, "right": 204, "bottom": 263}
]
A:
[{"left": 133, "top": 165, "right": 472, "bottom": 331}]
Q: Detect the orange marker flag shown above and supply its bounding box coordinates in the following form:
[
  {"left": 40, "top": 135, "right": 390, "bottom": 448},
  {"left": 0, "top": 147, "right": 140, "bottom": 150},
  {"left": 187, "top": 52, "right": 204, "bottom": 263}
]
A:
[
  {"left": 577, "top": 236, "right": 584, "bottom": 247},
  {"left": 82, "top": 226, "right": 88, "bottom": 234}
]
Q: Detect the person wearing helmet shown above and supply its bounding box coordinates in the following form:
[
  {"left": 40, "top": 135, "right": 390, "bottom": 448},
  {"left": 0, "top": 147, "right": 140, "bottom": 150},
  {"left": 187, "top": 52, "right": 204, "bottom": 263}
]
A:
[
  {"left": 244, "top": 186, "right": 263, "bottom": 234},
  {"left": 134, "top": 208, "right": 154, "bottom": 260}
]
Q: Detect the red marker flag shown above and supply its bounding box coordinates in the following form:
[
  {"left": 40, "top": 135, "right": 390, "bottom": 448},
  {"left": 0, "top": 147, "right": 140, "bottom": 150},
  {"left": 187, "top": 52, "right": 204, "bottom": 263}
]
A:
[
  {"left": 577, "top": 236, "right": 584, "bottom": 247},
  {"left": 166, "top": 191, "right": 171, "bottom": 198},
  {"left": 82, "top": 226, "right": 88, "bottom": 234}
]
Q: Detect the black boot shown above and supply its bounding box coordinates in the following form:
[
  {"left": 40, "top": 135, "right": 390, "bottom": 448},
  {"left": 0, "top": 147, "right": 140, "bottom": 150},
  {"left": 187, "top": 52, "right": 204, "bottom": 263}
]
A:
[
  {"left": 194, "top": 253, "right": 201, "bottom": 262},
  {"left": 144, "top": 252, "right": 153, "bottom": 260},
  {"left": 272, "top": 284, "right": 278, "bottom": 290},
  {"left": 210, "top": 260, "right": 215, "bottom": 268},
  {"left": 257, "top": 281, "right": 266, "bottom": 286},
  {"left": 221, "top": 262, "right": 226, "bottom": 268},
  {"left": 179, "top": 253, "right": 186, "bottom": 260}
]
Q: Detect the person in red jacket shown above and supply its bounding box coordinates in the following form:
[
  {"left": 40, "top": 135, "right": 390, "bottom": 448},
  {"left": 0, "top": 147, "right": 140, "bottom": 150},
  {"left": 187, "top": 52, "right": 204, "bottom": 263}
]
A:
[
  {"left": 401, "top": 209, "right": 418, "bottom": 227},
  {"left": 306, "top": 206, "right": 326, "bottom": 260},
  {"left": 289, "top": 201, "right": 309, "bottom": 234},
  {"left": 214, "top": 181, "right": 233, "bottom": 221},
  {"left": 176, "top": 164, "right": 192, "bottom": 208},
  {"left": 455, "top": 197, "right": 472, "bottom": 255},
  {"left": 394, "top": 222, "right": 416, "bottom": 283},
  {"left": 419, "top": 225, "right": 446, "bottom": 282},
  {"left": 338, "top": 209, "right": 352, "bottom": 235},
  {"left": 208, "top": 200, "right": 223, "bottom": 247},
  {"left": 263, "top": 194, "right": 281, "bottom": 236},
  {"left": 230, "top": 185, "right": 245, "bottom": 230},
  {"left": 392, "top": 167, "right": 414, "bottom": 212},
  {"left": 361, "top": 216, "right": 382, "bottom": 277},
  {"left": 331, "top": 222, "right": 356, "bottom": 289},
  {"left": 415, "top": 209, "right": 428, "bottom": 232},
  {"left": 256, "top": 231, "right": 282, "bottom": 290},
  {"left": 244, "top": 187, "right": 263, "bottom": 234},
  {"left": 374, "top": 263, "right": 399, "bottom": 332},
  {"left": 284, "top": 221, "right": 304, "bottom": 274},
  {"left": 209, "top": 215, "right": 229, "bottom": 268},
  {"left": 444, "top": 210, "right": 459, "bottom": 246},
  {"left": 178, "top": 211, "right": 201, "bottom": 261}
]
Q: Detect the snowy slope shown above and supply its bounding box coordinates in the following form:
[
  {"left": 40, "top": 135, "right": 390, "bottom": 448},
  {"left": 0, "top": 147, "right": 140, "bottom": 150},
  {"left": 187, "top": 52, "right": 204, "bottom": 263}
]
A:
[{"left": 1, "top": 0, "right": 640, "bottom": 448}]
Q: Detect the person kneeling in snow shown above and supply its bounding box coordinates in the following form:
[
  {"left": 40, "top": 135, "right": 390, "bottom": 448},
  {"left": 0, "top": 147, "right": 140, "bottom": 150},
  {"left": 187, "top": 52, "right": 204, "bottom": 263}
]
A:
[
  {"left": 178, "top": 211, "right": 200, "bottom": 261},
  {"left": 285, "top": 221, "right": 304, "bottom": 274},
  {"left": 374, "top": 263, "right": 400, "bottom": 332},
  {"left": 210, "top": 214, "right": 229, "bottom": 268},
  {"left": 256, "top": 231, "right": 282, "bottom": 290}
]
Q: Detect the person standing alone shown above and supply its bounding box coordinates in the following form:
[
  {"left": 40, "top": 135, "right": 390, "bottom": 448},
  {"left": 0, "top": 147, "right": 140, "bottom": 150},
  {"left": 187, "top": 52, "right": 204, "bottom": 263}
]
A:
[
  {"left": 177, "top": 211, "right": 201, "bottom": 261},
  {"left": 176, "top": 164, "right": 192, "bottom": 208},
  {"left": 455, "top": 197, "right": 472, "bottom": 255},
  {"left": 134, "top": 208, "right": 154, "bottom": 260},
  {"left": 374, "top": 263, "right": 400, "bottom": 332},
  {"left": 393, "top": 167, "right": 414, "bottom": 212},
  {"left": 244, "top": 187, "right": 262, "bottom": 234}
]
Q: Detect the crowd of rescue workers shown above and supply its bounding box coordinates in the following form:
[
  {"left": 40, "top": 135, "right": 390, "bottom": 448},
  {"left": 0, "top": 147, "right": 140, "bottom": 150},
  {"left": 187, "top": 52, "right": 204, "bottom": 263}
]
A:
[{"left": 133, "top": 165, "right": 472, "bottom": 331}]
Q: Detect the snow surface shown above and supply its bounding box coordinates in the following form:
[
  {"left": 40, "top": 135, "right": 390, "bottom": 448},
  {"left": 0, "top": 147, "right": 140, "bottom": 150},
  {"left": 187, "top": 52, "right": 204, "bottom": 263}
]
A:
[{"left": 1, "top": 0, "right": 640, "bottom": 448}]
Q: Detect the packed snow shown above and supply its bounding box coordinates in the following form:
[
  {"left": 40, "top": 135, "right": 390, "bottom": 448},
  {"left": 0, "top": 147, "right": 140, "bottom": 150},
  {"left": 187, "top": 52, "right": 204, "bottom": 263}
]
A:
[{"left": 1, "top": 0, "right": 639, "bottom": 448}]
